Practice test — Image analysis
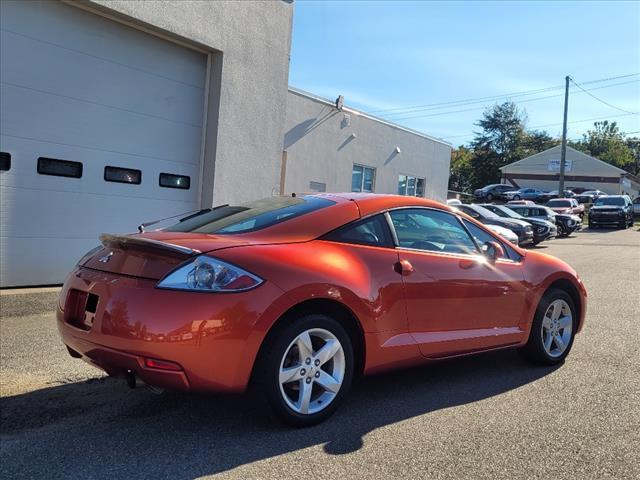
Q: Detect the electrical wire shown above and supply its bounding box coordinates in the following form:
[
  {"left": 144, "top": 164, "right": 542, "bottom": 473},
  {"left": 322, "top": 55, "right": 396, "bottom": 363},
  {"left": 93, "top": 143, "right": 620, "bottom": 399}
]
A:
[
  {"left": 368, "top": 73, "right": 639, "bottom": 115},
  {"left": 569, "top": 77, "right": 639, "bottom": 115}
]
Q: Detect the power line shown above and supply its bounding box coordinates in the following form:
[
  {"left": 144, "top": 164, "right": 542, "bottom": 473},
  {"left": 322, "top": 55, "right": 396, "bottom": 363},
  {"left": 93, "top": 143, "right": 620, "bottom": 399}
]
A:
[
  {"left": 569, "top": 77, "right": 639, "bottom": 115},
  {"left": 388, "top": 80, "right": 639, "bottom": 121},
  {"left": 368, "top": 73, "right": 640, "bottom": 115}
]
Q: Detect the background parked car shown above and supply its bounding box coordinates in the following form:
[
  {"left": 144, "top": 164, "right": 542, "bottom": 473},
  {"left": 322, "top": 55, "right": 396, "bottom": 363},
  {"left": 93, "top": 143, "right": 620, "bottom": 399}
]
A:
[
  {"left": 504, "top": 188, "right": 549, "bottom": 202},
  {"left": 484, "top": 224, "right": 519, "bottom": 245},
  {"left": 581, "top": 190, "right": 607, "bottom": 200},
  {"left": 508, "top": 205, "right": 581, "bottom": 237},
  {"left": 546, "top": 198, "right": 585, "bottom": 219},
  {"left": 575, "top": 194, "right": 595, "bottom": 205},
  {"left": 473, "top": 184, "right": 514, "bottom": 202},
  {"left": 446, "top": 199, "right": 462, "bottom": 206},
  {"left": 547, "top": 189, "right": 576, "bottom": 199},
  {"left": 456, "top": 204, "right": 534, "bottom": 246},
  {"left": 633, "top": 196, "right": 640, "bottom": 216},
  {"left": 506, "top": 199, "right": 535, "bottom": 206},
  {"left": 588, "top": 195, "right": 634, "bottom": 229},
  {"left": 479, "top": 204, "right": 557, "bottom": 245}
]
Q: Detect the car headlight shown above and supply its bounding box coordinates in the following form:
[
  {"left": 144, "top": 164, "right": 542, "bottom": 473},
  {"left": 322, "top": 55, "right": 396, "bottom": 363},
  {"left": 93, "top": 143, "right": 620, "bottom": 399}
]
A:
[{"left": 157, "top": 256, "right": 263, "bottom": 292}]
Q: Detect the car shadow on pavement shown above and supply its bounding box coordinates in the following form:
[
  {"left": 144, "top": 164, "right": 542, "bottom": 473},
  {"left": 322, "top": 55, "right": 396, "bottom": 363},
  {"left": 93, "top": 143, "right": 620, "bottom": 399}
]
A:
[{"left": 0, "top": 349, "right": 559, "bottom": 479}]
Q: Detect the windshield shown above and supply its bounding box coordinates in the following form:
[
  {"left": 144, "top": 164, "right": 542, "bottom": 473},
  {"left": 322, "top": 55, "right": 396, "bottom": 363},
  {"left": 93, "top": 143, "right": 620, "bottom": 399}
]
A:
[
  {"left": 164, "top": 196, "right": 335, "bottom": 234},
  {"left": 495, "top": 205, "right": 523, "bottom": 219},
  {"left": 594, "top": 197, "right": 625, "bottom": 206},
  {"left": 547, "top": 200, "right": 571, "bottom": 207}
]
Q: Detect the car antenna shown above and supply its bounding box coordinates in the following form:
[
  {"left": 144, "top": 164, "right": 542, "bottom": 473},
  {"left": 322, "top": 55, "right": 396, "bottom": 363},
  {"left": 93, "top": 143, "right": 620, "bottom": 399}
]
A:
[{"left": 137, "top": 204, "right": 229, "bottom": 233}]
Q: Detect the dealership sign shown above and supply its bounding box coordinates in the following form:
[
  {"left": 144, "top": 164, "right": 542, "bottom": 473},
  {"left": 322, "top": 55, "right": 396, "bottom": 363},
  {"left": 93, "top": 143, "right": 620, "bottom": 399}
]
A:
[{"left": 547, "top": 158, "right": 572, "bottom": 172}]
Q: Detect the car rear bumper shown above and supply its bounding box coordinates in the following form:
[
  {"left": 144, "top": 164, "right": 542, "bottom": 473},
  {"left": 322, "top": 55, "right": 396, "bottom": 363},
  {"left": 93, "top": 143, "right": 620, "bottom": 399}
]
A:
[{"left": 57, "top": 266, "right": 285, "bottom": 393}]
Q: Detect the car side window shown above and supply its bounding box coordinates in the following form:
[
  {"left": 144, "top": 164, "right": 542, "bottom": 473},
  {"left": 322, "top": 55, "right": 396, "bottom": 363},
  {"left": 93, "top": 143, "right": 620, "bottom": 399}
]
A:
[
  {"left": 389, "top": 208, "right": 477, "bottom": 255},
  {"left": 458, "top": 206, "right": 480, "bottom": 218},
  {"left": 322, "top": 214, "right": 394, "bottom": 248}
]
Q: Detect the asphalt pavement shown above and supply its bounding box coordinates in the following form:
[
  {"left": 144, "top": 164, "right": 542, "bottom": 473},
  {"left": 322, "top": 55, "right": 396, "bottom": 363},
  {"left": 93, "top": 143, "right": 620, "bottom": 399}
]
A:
[{"left": 1, "top": 227, "right": 639, "bottom": 479}]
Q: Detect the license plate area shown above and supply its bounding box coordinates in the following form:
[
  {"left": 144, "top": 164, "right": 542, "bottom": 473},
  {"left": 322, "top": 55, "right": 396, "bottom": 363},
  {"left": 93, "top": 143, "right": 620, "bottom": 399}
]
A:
[{"left": 64, "top": 289, "right": 99, "bottom": 331}]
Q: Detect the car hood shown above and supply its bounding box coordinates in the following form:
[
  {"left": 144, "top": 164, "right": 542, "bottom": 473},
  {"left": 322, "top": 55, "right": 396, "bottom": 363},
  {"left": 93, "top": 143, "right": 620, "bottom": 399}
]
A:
[{"left": 590, "top": 205, "right": 624, "bottom": 211}]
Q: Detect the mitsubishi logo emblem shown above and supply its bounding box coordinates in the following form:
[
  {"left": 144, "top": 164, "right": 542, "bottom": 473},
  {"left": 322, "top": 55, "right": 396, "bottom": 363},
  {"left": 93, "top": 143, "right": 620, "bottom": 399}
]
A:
[{"left": 98, "top": 251, "right": 114, "bottom": 263}]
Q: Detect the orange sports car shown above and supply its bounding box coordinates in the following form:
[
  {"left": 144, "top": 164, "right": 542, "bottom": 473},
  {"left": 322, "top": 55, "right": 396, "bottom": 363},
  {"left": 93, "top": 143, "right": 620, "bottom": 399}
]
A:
[{"left": 57, "top": 193, "right": 587, "bottom": 426}]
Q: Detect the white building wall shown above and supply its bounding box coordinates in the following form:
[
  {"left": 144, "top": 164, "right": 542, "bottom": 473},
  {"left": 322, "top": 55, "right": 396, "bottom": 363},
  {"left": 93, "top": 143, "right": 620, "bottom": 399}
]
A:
[{"left": 283, "top": 89, "right": 452, "bottom": 201}]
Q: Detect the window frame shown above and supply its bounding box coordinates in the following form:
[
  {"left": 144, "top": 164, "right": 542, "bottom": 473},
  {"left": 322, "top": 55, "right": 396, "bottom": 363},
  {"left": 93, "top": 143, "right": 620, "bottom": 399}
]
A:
[
  {"left": 37, "top": 157, "right": 83, "bottom": 179},
  {"left": 351, "top": 164, "right": 376, "bottom": 193},
  {"left": 385, "top": 206, "right": 519, "bottom": 262},
  {"left": 104, "top": 165, "right": 142, "bottom": 185},
  {"left": 398, "top": 173, "right": 426, "bottom": 197},
  {"left": 159, "top": 172, "right": 191, "bottom": 190}
]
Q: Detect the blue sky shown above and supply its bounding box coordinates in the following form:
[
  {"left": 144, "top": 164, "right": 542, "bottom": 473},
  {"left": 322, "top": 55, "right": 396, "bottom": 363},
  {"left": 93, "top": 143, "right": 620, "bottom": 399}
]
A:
[{"left": 289, "top": 1, "right": 640, "bottom": 146}]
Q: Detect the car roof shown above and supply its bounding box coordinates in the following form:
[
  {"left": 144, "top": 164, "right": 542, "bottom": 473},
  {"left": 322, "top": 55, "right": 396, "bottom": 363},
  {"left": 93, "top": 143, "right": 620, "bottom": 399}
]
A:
[{"left": 321, "top": 192, "right": 451, "bottom": 217}]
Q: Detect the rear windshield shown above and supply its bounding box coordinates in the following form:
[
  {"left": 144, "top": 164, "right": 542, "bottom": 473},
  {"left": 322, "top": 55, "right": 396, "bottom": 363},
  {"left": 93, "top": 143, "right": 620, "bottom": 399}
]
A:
[
  {"left": 164, "top": 196, "right": 336, "bottom": 234},
  {"left": 594, "top": 197, "right": 625, "bottom": 206},
  {"left": 547, "top": 200, "right": 571, "bottom": 207}
]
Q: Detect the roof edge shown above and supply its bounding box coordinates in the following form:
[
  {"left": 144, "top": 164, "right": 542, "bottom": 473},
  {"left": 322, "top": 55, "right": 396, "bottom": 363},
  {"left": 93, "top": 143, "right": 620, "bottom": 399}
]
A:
[{"left": 287, "top": 86, "right": 452, "bottom": 148}]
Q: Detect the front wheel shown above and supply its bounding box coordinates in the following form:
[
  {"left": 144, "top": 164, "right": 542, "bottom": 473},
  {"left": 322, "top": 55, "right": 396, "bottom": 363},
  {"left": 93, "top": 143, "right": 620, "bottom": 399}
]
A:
[
  {"left": 486, "top": 193, "right": 494, "bottom": 201},
  {"left": 258, "top": 314, "right": 354, "bottom": 427},
  {"left": 519, "top": 289, "right": 576, "bottom": 365},
  {"left": 513, "top": 195, "right": 521, "bottom": 200}
]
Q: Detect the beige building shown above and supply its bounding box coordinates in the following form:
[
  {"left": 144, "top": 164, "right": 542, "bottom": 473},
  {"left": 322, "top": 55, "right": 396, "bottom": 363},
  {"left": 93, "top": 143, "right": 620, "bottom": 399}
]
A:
[{"left": 500, "top": 145, "right": 640, "bottom": 197}]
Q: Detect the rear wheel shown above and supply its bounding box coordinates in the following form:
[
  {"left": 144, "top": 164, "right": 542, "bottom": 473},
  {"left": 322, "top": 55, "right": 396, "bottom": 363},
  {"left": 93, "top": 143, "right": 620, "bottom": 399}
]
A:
[
  {"left": 513, "top": 194, "right": 521, "bottom": 200},
  {"left": 257, "top": 314, "right": 354, "bottom": 427},
  {"left": 520, "top": 289, "right": 576, "bottom": 365},
  {"left": 486, "top": 193, "right": 494, "bottom": 201}
]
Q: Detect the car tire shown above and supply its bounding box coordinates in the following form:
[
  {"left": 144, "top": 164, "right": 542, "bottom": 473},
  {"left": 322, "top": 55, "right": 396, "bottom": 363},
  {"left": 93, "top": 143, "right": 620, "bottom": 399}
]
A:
[
  {"left": 619, "top": 221, "right": 627, "bottom": 229},
  {"left": 486, "top": 193, "right": 493, "bottom": 201},
  {"left": 256, "top": 313, "right": 354, "bottom": 427},
  {"left": 514, "top": 195, "right": 521, "bottom": 200},
  {"left": 519, "top": 289, "right": 577, "bottom": 366}
]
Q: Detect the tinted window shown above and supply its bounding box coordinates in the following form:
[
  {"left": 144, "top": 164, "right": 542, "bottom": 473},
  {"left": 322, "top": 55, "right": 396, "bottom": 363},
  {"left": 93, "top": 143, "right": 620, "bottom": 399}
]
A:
[
  {"left": 165, "top": 196, "right": 335, "bottom": 234},
  {"left": 37, "top": 157, "right": 82, "bottom": 178},
  {"left": 0, "top": 152, "right": 10, "bottom": 171},
  {"left": 159, "top": 173, "right": 190, "bottom": 189},
  {"left": 594, "top": 197, "right": 625, "bottom": 206},
  {"left": 463, "top": 220, "right": 520, "bottom": 261},
  {"left": 105, "top": 166, "right": 141, "bottom": 184},
  {"left": 323, "top": 214, "right": 393, "bottom": 247},
  {"left": 390, "top": 208, "right": 477, "bottom": 255}
]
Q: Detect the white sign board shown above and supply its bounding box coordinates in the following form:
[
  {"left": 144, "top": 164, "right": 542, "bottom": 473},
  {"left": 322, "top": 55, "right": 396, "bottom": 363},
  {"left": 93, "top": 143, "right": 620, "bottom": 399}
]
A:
[
  {"left": 547, "top": 158, "right": 572, "bottom": 172},
  {"left": 622, "top": 177, "right": 631, "bottom": 189}
]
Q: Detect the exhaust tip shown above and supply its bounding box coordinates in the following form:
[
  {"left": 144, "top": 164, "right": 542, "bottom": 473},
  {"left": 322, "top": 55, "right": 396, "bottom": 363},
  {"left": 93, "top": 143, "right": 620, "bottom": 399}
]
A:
[{"left": 125, "top": 370, "right": 144, "bottom": 389}]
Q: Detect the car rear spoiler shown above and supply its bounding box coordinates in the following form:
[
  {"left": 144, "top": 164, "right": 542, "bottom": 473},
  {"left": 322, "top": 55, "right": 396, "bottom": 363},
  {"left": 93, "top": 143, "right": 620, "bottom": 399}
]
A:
[{"left": 99, "top": 233, "right": 201, "bottom": 256}]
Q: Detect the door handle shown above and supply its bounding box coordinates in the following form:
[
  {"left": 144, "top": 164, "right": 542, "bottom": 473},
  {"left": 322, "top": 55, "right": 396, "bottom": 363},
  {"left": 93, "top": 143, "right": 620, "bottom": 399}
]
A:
[{"left": 395, "top": 259, "right": 414, "bottom": 276}]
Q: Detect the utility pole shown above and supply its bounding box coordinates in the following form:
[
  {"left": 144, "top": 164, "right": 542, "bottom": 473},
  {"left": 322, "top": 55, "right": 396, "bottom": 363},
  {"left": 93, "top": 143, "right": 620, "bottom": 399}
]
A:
[{"left": 558, "top": 75, "right": 570, "bottom": 194}]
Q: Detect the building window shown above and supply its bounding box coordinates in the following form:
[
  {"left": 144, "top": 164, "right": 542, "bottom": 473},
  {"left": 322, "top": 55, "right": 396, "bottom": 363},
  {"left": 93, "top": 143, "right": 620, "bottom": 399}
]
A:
[
  {"left": 352, "top": 164, "right": 376, "bottom": 192},
  {"left": 104, "top": 166, "right": 141, "bottom": 185},
  {"left": 309, "top": 181, "right": 326, "bottom": 192},
  {"left": 159, "top": 173, "right": 190, "bottom": 189},
  {"left": 398, "top": 174, "right": 425, "bottom": 197},
  {"left": 0, "top": 152, "right": 10, "bottom": 171},
  {"left": 37, "top": 157, "right": 83, "bottom": 178}
]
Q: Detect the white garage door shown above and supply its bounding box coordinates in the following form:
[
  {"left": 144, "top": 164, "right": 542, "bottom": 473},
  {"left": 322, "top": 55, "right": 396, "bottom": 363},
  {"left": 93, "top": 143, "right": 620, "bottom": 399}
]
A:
[{"left": 0, "top": 1, "right": 207, "bottom": 287}]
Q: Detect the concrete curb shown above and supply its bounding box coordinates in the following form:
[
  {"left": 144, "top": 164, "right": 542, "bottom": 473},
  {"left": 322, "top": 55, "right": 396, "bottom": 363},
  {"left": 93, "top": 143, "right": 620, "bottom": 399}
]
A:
[{"left": 0, "top": 288, "right": 61, "bottom": 318}]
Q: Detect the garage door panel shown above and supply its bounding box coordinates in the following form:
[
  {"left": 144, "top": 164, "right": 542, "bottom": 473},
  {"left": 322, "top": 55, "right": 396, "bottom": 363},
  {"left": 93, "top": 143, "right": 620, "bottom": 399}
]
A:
[
  {"left": 1, "top": 30, "right": 205, "bottom": 126},
  {"left": 0, "top": 0, "right": 206, "bottom": 89},
  {"left": 1, "top": 84, "right": 202, "bottom": 164},
  {"left": 0, "top": 185, "right": 197, "bottom": 240},
  {"left": 0, "top": 236, "right": 102, "bottom": 287},
  {"left": 0, "top": 135, "right": 200, "bottom": 199}
]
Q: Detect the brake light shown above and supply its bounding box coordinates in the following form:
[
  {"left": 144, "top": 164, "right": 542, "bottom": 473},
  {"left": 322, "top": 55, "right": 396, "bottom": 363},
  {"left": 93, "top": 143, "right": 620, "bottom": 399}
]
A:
[{"left": 144, "top": 357, "right": 182, "bottom": 371}]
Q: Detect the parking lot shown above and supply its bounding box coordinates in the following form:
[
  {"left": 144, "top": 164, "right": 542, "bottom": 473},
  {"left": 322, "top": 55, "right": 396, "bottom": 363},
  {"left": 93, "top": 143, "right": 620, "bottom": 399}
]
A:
[{"left": 1, "top": 227, "right": 639, "bottom": 480}]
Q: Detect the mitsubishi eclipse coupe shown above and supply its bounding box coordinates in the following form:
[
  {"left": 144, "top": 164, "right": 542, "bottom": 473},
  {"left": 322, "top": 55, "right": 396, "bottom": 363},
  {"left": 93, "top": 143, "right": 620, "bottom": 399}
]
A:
[{"left": 57, "top": 193, "right": 587, "bottom": 426}]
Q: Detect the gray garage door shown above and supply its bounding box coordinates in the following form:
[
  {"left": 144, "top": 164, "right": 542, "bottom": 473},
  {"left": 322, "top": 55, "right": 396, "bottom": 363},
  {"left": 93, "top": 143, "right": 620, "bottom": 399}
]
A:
[{"left": 0, "top": 1, "right": 207, "bottom": 287}]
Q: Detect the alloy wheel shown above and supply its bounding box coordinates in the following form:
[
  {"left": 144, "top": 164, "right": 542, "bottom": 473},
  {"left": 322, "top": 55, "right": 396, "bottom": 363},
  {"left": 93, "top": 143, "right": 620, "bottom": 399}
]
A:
[
  {"left": 541, "top": 299, "right": 573, "bottom": 358},
  {"left": 278, "top": 328, "right": 345, "bottom": 415}
]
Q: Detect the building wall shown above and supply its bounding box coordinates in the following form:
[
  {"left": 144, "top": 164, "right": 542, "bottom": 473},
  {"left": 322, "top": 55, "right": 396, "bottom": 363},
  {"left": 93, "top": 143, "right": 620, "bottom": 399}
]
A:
[
  {"left": 283, "top": 89, "right": 452, "bottom": 201},
  {"left": 86, "top": 0, "right": 294, "bottom": 206},
  {"left": 500, "top": 145, "right": 638, "bottom": 196}
]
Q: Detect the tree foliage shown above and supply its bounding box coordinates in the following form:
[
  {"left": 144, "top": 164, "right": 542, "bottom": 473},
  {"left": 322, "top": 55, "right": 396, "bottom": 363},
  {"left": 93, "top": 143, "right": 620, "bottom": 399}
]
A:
[{"left": 448, "top": 104, "right": 638, "bottom": 193}]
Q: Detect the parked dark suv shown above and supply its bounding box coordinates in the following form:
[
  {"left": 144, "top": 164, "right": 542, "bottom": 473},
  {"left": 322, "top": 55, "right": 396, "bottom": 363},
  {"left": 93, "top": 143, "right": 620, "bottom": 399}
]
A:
[
  {"left": 479, "top": 204, "right": 557, "bottom": 245},
  {"left": 508, "top": 205, "right": 582, "bottom": 237},
  {"left": 473, "top": 184, "right": 514, "bottom": 202},
  {"left": 588, "top": 195, "right": 634, "bottom": 229}
]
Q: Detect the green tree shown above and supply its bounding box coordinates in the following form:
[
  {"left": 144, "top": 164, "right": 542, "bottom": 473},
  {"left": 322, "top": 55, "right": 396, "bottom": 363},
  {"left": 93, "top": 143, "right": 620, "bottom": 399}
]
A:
[
  {"left": 448, "top": 146, "right": 475, "bottom": 193},
  {"left": 624, "top": 137, "right": 640, "bottom": 175},
  {"left": 523, "top": 130, "right": 560, "bottom": 156},
  {"left": 470, "top": 102, "right": 528, "bottom": 188},
  {"left": 575, "top": 121, "right": 635, "bottom": 172}
]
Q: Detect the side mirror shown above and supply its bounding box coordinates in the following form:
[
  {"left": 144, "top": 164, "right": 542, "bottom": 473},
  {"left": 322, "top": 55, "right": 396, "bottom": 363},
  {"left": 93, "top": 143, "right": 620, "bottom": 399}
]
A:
[{"left": 482, "top": 241, "right": 505, "bottom": 261}]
